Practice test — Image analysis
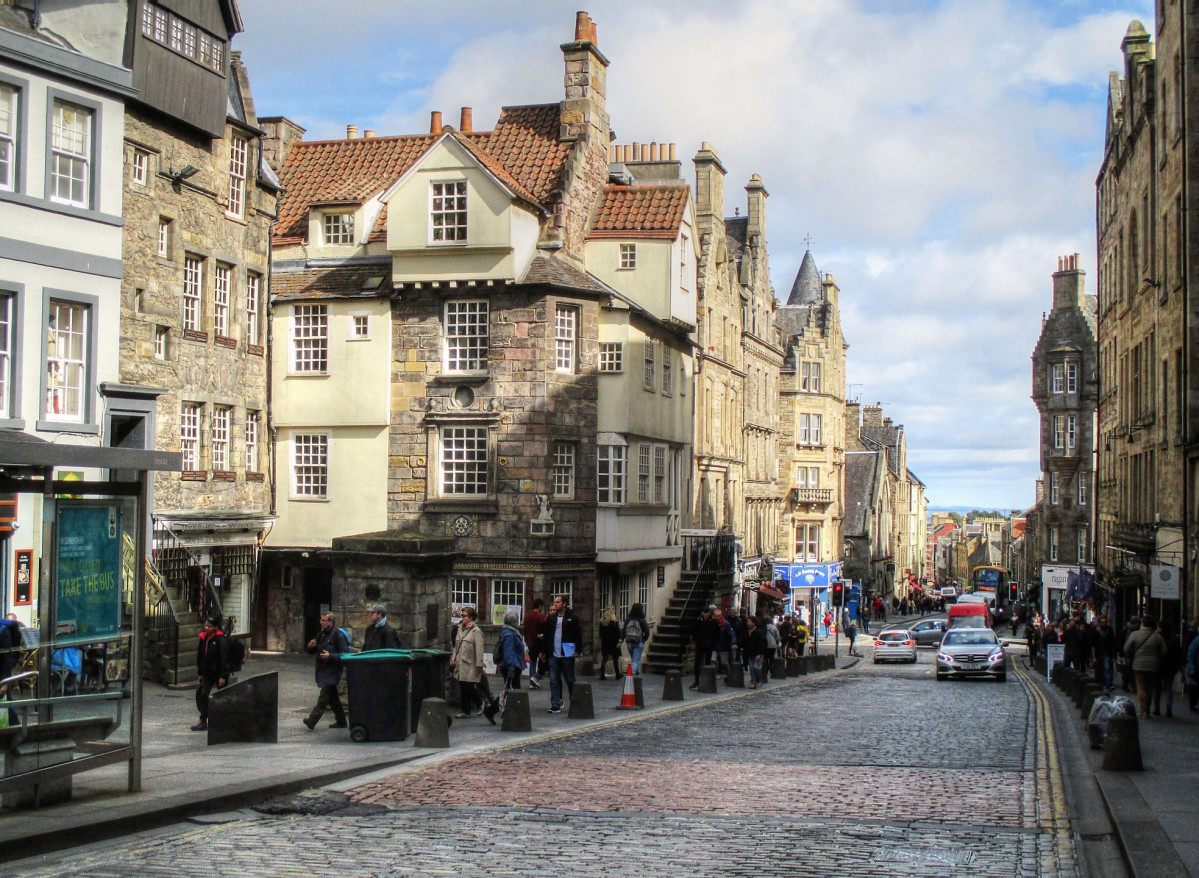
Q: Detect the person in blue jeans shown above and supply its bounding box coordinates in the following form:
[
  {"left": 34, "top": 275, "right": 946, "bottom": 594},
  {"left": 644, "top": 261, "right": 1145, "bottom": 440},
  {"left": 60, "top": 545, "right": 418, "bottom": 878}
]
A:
[
  {"left": 623, "top": 602, "right": 650, "bottom": 675},
  {"left": 540, "top": 594, "right": 582, "bottom": 713}
]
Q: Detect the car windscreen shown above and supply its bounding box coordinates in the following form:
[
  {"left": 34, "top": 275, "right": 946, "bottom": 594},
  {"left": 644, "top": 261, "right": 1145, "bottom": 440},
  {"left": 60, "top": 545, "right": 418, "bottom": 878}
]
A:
[
  {"left": 942, "top": 631, "right": 997, "bottom": 646},
  {"left": 878, "top": 633, "right": 909, "bottom": 642}
]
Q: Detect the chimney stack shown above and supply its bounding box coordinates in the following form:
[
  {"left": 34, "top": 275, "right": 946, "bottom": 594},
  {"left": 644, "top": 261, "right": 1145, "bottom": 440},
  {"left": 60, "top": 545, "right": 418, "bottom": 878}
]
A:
[
  {"left": 363, "top": 129, "right": 376, "bottom": 139},
  {"left": 746, "top": 173, "right": 769, "bottom": 242},
  {"left": 693, "top": 141, "right": 727, "bottom": 221},
  {"left": 1051, "top": 252, "right": 1087, "bottom": 312},
  {"left": 430, "top": 111, "right": 443, "bottom": 134},
  {"left": 346, "top": 124, "right": 359, "bottom": 139},
  {"left": 460, "top": 107, "right": 473, "bottom": 133}
]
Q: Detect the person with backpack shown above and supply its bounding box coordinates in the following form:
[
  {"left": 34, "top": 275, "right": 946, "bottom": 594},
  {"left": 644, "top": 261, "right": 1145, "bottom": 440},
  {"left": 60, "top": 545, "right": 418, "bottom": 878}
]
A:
[
  {"left": 596, "top": 606, "right": 622, "bottom": 680},
  {"left": 191, "top": 614, "right": 230, "bottom": 732},
  {"left": 713, "top": 609, "right": 735, "bottom": 675},
  {"left": 304, "top": 611, "right": 350, "bottom": 730},
  {"left": 484, "top": 610, "right": 528, "bottom": 725},
  {"left": 623, "top": 603, "right": 650, "bottom": 675}
]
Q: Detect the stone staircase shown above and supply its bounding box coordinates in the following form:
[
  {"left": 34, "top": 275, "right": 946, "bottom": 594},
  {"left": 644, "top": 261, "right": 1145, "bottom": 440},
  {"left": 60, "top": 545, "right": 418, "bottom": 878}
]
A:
[{"left": 641, "top": 570, "right": 721, "bottom": 674}]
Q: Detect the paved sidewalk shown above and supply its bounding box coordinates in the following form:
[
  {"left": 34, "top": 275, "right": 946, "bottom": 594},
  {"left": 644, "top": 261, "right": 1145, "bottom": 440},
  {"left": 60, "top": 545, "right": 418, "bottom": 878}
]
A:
[{"left": 0, "top": 651, "right": 820, "bottom": 861}]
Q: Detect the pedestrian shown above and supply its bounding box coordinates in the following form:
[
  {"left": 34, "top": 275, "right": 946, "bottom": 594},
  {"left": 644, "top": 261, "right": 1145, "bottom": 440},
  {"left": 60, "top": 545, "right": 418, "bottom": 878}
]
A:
[
  {"left": 303, "top": 611, "right": 349, "bottom": 730},
  {"left": 524, "top": 597, "right": 546, "bottom": 690},
  {"left": 1118, "top": 616, "right": 1140, "bottom": 692},
  {"left": 597, "top": 606, "right": 622, "bottom": 680},
  {"left": 189, "top": 615, "right": 229, "bottom": 732},
  {"left": 484, "top": 610, "right": 527, "bottom": 725},
  {"left": 712, "top": 609, "right": 735, "bottom": 674},
  {"left": 1063, "top": 617, "right": 1088, "bottom": 672},
  {"left": 730, "top": 610, "right": 748, "bottom": 665},
  {"left": 1010, "top": 606, "right": 1020, "bottom": 638},
  {"left": 795, "top": 617, "right": 809, "bottom": 657},
  {"left": 623, "top": 602, "right": 650, "bottom": 675},
  {"left": 1153, "top": 620, "right": 1181, "bottom": 718},
  {"left": 846, "top": 619, "right": 860, "bottom": 657},
  {"left": 1, "top": 612, "right": 25, "bottom": 725},
  {"left": 1124, "top": 615, "right": 1168, "bottom": 719},
  {"left": 540, "top": 594, "right": 582, "bottom": 714},
  {"left": 1186, "top": 626, "right": 1199, "bottom": 712},
  {"left": 1090, "top": 613, "right": 1118, "bottom": 689},
  {"left": 450, "top": 606, "right": 487, "bottom": 719},
  {"left": 778, "top": 615, "right": 793, "bottom": 654},
  {"left": 743, "top": 615, "right": 767, "bottom": 689},
  {"left": 689, "top": 605, "right": 719, "bottom": 690},
  {"left": 362, "top": 604, "right": 402, "bottom": 651},
  {"left": 763, "top": 615, "right": 781, "bottom": 681}
]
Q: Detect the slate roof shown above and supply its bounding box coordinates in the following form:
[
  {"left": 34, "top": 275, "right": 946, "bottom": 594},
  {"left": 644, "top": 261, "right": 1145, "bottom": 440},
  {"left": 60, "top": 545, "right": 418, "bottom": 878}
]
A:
[
  {"left": 520, "top": 254, "right": 609, "bottom": 294},
  {"left": 844, "top": 451, "right": 880, "bottom": 537},
  {"left": 274, "top": 103, "right": 571, "bottom": 246},
  {"left": 725, "top": 216, "right": 748, "bottom": 250},
  {"left": 271, "top": 264, "right": 391, "bottom": 301},
  {"left": 589, "top": 184, "right": 688, "bottom": 239},
  {"left": 0, "top": 5, "right": 64, "bottom": 46},
  {"left": 787, "top": 250, "right": 823, "bottom": 306}
]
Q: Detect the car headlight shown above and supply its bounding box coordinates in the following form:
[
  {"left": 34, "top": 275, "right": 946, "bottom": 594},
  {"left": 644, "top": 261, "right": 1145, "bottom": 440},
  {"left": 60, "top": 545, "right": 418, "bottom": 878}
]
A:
[
  {"left": 987, "top": 648, "right": 1004, "bottom": 663},
  {"left": 937, "top": 652, "right": 951, "bottom": 662}
]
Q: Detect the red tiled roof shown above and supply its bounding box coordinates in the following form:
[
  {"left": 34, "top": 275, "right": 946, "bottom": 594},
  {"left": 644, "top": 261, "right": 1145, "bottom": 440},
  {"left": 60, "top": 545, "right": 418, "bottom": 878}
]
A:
[
  {"left": 271, "top": 265, "right": 391, "bottom": 301},
  {"left": 274, "top": 103, "right": 571, "bottom": 246},
  {"left": 588, "top": 184, "right": 688, "bottom": 239}
]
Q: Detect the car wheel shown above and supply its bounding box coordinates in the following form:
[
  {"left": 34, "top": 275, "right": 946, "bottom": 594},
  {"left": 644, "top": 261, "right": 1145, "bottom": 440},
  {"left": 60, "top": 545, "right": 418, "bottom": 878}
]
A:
[
  {"left": 910, "top": 656, "right": 918, "bottom": 664},
  {"left": 936, "top": 672, "right": 945, "bottom": 681},
  {"left": 997, "top": 673, "right": 1007, "bottom": 683}
]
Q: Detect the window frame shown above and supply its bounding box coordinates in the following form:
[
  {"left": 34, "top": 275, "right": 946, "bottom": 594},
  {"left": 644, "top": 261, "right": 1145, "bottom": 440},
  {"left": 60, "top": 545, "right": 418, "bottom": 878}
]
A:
[
  {"left": 554, "top": 304, "right": 577, "bottom": 373},
  {"left": 551, "top": 441, "right": 575, "bottom": 499},
  {"left": 213, "top": 264, "right": 231, "bottom": 338},
  {"left": 801, "top": 361, "right": 822, "bottom": 393},
  {"left": 1053, "top": 415, "right": 1065, "bottom": 449},
  {"left": 180, "top": 401, "right": 203, "bottom": 472},
  {"left": 637, "top": 442, "right": 651, "bottom": 503},
  {"left": 643, "top": 338, "right": 656, "bottom": 391},
  {"left": 1066, "top": 362, "right": 1078, "bottom": 394},
  {"left": 41, "top": 293, "right": 95, "bottom": 428},
  {"left": 439, "top": 424, "right": 490, "bottom": 497},
  {"left": 429, "top": 180, "right": 468, "bottom": 244},
  {"left": 1051, "top": 363, "right": 1064, "bottom": 394},
  {"left": 661, "top": 345, "right": 672, "bottom": 395},
  {"left": 322, "top": 211, "right": 355, "bottom": 245},
  {"left": 246, "top": 272, "right": 262, "bottom": 348},
  {"left": 182, "top": 255, "right": 204, "bottom": 332},
  {"left": 0, "top": 288, "right": 20, "bottom": 423},
  {"left": 245, "top": 409, "right": 260, "bottom": 475},
  {"left": 795, "top": 523, "right": 820, "bottom": 562},
  {"left": 0, "top": 80, "right": 20, "bottom": 193},
  {"left": 291, "top": 303, "right": 329, "bottom": 374},
  {"left": 157, "top": 217, "right": 171, "bottom": 258},
  {"left": 1078, "top": 478, "right": 1087, "bottom": 507},
  {"left": 443, "top": 299, "right": 488, "bottom": 373},
  {"left": 490, "top": 579, "right": 525, "bottom": 624},
  {"left": 619, "top": 243, "right": 636, "bottom": 270},
  {"left": 799, "top": 413, "right": 823, "bottom": 446},
  {"left": 597, "top": 443, "right": 627, "bottom": 505},
  {"left": 598, "top": 341, "right": 623, "bottom": 373},
  {"left": 211, "top": 405, "right": 231, "bottom": 472},
  {"left": 46, "top": 94, "right": 98, "bottom": 210},
  {"left": 292, "top": 432, "right": 330, "bottom": 500},
  {"left": 653, "top": 444, "right": 667, "bottom": 504},
  {"left": 226, "top": 134, "right": 247, "bottom": 219},
  {"left": 130, "top": 147, "right": 149, "bottom": 186}
]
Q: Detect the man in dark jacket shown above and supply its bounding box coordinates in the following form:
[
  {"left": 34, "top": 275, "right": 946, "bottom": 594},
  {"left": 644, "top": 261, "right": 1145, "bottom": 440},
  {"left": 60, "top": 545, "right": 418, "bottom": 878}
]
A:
[
  {"left": 362, "top": 604, "right": 402, "bottom": 651},
  {"left": 540, "top": 594, "right": 582, "bottom": 713},
  {"left": 192, "top": 615, "right": 229, "bottom": 731},
  {"left": 1, "top": 615, "right": 24, "bottom": 724},
  {"left": 524, "top": 598, "right": 547, "bottom": 689},
  {"left": 690, "top": 605, "right": 720, "bottom": 689},
  {"left": 305, "top": 612, "right": 349, "bottom": 730}
]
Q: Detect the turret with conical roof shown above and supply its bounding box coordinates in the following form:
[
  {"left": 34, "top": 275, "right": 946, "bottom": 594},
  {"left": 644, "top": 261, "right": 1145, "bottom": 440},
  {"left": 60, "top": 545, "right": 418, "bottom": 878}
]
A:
[{"left": 787, "top": 250, "right": 824, "bottom": 307}]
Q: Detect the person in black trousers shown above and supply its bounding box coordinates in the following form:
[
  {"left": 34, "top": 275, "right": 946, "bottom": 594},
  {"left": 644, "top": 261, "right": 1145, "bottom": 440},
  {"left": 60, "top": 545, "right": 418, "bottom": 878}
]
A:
[
  {"left": 192, "top": 615, "right": 229, "bottom": 731},
  {"left": 690, "top": 606, "right": 719, "bottom": 689}
]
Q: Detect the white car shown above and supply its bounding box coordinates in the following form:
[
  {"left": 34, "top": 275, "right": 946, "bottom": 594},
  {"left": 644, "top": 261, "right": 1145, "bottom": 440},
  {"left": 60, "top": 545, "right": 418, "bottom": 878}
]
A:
[{"left": 872, "top": 629, "right": 917, "bottom": 663}]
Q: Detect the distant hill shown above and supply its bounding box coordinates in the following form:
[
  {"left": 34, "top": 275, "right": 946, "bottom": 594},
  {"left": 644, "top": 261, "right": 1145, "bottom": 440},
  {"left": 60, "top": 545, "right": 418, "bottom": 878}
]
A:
[{"left": 928, "top": 506, "right": 1021, "bottom": 519}]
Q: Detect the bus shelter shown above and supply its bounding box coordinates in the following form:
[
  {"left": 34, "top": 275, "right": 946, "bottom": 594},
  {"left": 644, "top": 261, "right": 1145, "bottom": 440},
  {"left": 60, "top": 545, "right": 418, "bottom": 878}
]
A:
[{"left": 0, "top": 432, "right": 179, "bottom": 807}]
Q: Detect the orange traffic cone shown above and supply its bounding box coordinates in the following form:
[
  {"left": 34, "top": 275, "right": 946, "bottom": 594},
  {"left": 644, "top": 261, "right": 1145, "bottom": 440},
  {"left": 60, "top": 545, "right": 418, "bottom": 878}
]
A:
[{"left": 617, "top": 663, "right": 640, "bottom": 710}]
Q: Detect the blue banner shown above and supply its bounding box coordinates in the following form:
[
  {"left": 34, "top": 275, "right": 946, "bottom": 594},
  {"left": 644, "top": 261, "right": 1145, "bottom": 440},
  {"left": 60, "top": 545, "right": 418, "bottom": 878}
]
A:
[
  {"left": 776, "top": 562, "right": 842, "bottom": 590},
  {"left": 55, "top": 503, "right": 122, "bottom": 646}
]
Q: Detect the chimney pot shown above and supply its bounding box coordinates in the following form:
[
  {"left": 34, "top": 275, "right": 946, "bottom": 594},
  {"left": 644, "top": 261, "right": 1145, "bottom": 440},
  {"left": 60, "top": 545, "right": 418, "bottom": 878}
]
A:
[
  {"left": 669, "top": 143, "right": 676, "bottom": 161},
  {"left": 363, "top": 129, "right": 376, "bottom": 139},
  {"left": 574, "top": 11, "right": 590, "bottom": 41},
  {"left": 650, "top": 142, "right": 659, "bottom": 161},
  {"left": 346, "top": 124, "right": 359, "bottom": 139},
  {"left": 430, "top": 111, "right": 443, "bottom": 134},
  {"left": 460, "top": 107, "right": 473, "bottom": 133}
]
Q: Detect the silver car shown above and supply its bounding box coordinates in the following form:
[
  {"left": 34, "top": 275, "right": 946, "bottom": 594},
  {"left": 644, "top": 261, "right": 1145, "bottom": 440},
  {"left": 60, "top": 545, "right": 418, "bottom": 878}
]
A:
[
  {"left": 873, "top": 629, "right": 917, "bottom": 663},
  {"left": 936, "top": 627, "right": 1006, "bottom": 682}
]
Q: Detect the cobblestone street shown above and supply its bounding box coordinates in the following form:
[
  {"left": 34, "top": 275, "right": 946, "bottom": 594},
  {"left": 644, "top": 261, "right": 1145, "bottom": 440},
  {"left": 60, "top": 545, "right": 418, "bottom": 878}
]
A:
[{"left": 11, "top": 653, "right": 1079, "bottom": 878}]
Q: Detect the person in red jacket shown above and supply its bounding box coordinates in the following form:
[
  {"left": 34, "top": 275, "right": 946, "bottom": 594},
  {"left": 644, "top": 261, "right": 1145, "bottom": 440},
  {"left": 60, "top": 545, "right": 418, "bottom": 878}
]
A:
[{"left": 192, "top": 615, "right": 229, "bottom": 731}]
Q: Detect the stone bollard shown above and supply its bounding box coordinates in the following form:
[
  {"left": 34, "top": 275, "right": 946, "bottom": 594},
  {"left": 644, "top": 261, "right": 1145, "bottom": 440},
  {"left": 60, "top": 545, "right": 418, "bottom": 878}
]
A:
[
  {"left": 1081, "top": 684, "right": 1104, "bottom": 721},
  {"left": 1072, "top": 673, "right": 1090, "bottom": 708},
  {"left": 821, "top": 654, "right": 835, "bottom": 671},
  {"left": 786, "top": 656, "right": 801, "bottom": 676},
  {"left": 725, "top": 661, "right": 745, "bottom": 688},
  {"left": 414, "top": 697, "right": 450, "bottom": 748},
  {"left": 1052, "top": 665, "right": 1070, "bottom": 690},
  {"left": 795, "top": 655, "right": 810, "bottom": 675},
  {"left": 662, "top": 670, "right": 685, "bottom": 701},
  {"left": 772, "top": 656, "right": 788, "bottom": 679},
  {"left": 501, "top": 690, "right": 533, "bottom": 732},
  {"left": 633, "top": 675, "right": 645, "bottom": 707},
  {"left": 568, "top": 682, "right": 596, "bottom": 719},
  {"left": 697, "top": 666, "right": 717, "bottom": 693},
  {"left": 1102, "top": 712, "right": 1143, "bottom": 771}
]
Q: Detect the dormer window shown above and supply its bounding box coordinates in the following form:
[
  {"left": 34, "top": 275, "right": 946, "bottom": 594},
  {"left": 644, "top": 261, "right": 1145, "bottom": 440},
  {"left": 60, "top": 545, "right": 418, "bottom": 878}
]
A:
[
  {"left": 430, "top": 181, "right": 467, "bottom": 243},
  {"left": 323, "top": 212, "right": 354, "bottom": 245}
]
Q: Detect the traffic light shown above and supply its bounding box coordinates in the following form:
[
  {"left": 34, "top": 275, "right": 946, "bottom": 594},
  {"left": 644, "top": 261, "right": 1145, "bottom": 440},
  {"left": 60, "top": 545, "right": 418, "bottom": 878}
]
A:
[
  {"left": 831, "top": 581, "right": 845, "bottom": 606},
  {"left": 1009, "top": 581, "right": 1019, "bottom": 602}
]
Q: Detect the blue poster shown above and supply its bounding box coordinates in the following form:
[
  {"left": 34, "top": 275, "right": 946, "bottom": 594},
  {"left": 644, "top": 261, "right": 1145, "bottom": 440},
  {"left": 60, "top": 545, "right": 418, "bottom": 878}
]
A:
[{"left": 55, "top": 504, "right": 122, "bottom": 645}]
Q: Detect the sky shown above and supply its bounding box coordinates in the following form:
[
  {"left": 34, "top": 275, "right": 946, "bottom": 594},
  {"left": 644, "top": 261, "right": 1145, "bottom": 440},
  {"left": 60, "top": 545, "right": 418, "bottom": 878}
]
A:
[{"left": 234, "top": 0, "right": 1154, "bottom": 511}]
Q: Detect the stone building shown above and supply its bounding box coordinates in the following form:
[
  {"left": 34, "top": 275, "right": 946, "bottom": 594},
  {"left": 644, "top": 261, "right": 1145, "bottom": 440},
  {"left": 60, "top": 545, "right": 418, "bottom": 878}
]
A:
[
  {"left": 1030, "top": 254, "right": 1097, "bottom": 609},
  {"left": 1096, "top": 16, "right": 1193, "bottom": 624},
  {"left": 691, "top": 143, "right": 784, "bottom": 599},
  {"left": 259, "top": 12, "right": 622, "bottom": 653},
  {"left": 777, "top": 249, "right": 847, "bottom": 586},
  {"left": 119, "top": 1, "right": 277, "bottom": 653}
]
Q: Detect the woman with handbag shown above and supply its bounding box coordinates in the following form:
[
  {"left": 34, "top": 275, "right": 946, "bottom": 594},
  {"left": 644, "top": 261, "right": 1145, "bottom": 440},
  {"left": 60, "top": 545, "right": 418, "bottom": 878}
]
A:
[{"left": 450, "top": 606, "right": 487, "bottom": 719}]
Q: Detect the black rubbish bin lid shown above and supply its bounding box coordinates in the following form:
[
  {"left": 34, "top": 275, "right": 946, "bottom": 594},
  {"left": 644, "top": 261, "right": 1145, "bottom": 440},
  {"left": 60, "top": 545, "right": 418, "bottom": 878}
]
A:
[{"left": 341, "top": 649, "right": 415, "bottom": 661}]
